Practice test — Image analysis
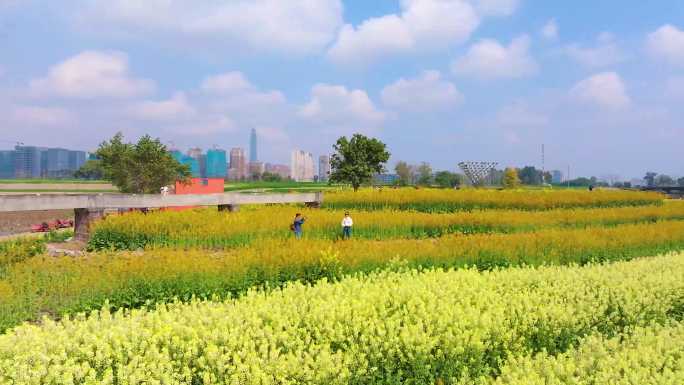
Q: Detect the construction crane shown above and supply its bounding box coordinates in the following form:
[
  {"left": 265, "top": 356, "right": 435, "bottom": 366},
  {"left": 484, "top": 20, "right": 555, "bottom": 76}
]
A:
[{"left": 0, "top": 140, "right": 24, "bottom": 147}]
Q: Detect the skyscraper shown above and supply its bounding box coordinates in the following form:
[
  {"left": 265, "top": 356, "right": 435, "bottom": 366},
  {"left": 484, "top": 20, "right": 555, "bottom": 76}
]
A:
[
  {"left": 290, "top": 150, "right": 315, "bottom": 182},
  {"left": 249, "top": 128, "right": 257, "bottom": 162},
  {"left": 14, "top": 146, "right": 43, "bottom": 178},
  {"left": 0, "top": 151, "right": 15, "bottom": 178},
  {"left": 318, "top": 155, "right": 331, "bottom": 182},
  {"left": 229, "top": 148, "right": 247, "bottom": 180},
  {"left": 206, "top": 148, "right": 227, "bottom": 178}
]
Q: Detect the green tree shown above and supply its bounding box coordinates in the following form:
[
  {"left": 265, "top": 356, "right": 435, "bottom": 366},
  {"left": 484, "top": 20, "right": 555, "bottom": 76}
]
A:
[
  {"left": 434, "top": 171, "right": 463, "bottom": 188},
  {"left": 502, "top": 167, "right": 521, "bottom": 189},
  {"left": 518, "top": 166, "right": 542, "bottom": 185},
  {"left": 261, "top": 172, "right": 283, "bottom": 182},
  {"left": 655, "top": 174, "right": 675, "bottom": 187},
  {"left": 644, "top": 172, "right": 657, "bottom": 187},
  {"left": 678, "top": 177, "right": 684, "bottom": 187},
  {"left": 330, "top": 134, "right": 390, "bottom": 191},
  {"left": 73, "top": 159, "right": 104, "bottom": 180},
  {"left": 394, "top": 161, "right": 413, "bottom": 186},
  {"left": 96, "top": 133, "right": 191, "bottom": 194},
  {"left": 416, "top": 162, "right": 433, "bottom": 186}
]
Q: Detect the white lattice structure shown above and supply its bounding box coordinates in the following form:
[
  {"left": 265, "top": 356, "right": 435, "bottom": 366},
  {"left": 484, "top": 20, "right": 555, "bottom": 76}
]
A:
[{"left": 458, "top": 161, "right": 498, "bottom": 186}]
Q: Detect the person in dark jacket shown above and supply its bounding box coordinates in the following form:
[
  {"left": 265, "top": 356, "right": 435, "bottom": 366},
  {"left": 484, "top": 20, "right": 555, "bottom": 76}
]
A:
[{"left": 293, "top": 213, "right": 306, "bottom": 239}]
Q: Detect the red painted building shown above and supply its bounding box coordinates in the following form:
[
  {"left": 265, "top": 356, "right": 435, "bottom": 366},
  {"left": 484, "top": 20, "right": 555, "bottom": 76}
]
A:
[
  {"left": 175, "top": 178, "right": 225, "bottom": 195},
  {"left": 166, "top": 178, "right": 225, "bottom": 211}
]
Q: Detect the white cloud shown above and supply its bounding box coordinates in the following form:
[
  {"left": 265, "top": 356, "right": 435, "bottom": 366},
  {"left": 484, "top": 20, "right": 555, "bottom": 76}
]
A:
[
  {"left": 299, "top": 84, "right": 385, "bottom": 128},
  {"left": 570, "top": 72, "right": 630, "bottom": 109},
  {"left": 129, "top": 92, "right": 195, "bottom": 121},
  {"left": 201, "top": 71, "right": 286, "bottom": 111},
  {"left": 327, "top": 0, "right": 480, "bottom": 65},
  {"left": 201, "top": 72, "right": 255, "bottom": 93},
  {"left": 665, "top": 76, "right": 684, "bottom": 100},
  {"left": 381, "top": 70, "right": 463, "bottom": 111},
  {"left": 565, "top": 32, "right": 625, "bottom": 68},
  {"left": 474, "top": 0, "right": 519, "bottom": 17},
  {"left": 497, "top": 101, "right": 549, "bottom": 127},
  {"left": 646, "top": 24, "right": 684, "bottom": 65},
  {"left": 29, "top": 51, "right": 154, "bottom": 99},
  {"left": 452, "top": 35, "right": 537, "bottom": 79},
  {"left": 77, "top": 0, "right": 343, "bottom": 55},
  {"left": 541, "top": 19, "right": 558, "bottom": 40},
  {"left": 11, "top": 105, "right": 73, "bottom": 126}
]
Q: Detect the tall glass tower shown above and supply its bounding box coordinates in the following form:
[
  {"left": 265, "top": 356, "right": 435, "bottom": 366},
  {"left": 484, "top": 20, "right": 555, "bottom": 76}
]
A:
[{"left": 249, "top": 128, "right": 257, "bottom": 162}]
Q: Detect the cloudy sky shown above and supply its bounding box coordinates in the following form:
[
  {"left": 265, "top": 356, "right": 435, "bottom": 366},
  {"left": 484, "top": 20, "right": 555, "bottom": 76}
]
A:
[{"left": 1, "top": 0, "right": 683, "bottom": 179}]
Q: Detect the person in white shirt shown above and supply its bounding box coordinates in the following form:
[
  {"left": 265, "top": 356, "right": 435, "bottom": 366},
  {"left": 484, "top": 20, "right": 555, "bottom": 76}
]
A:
[{"left": 341, "top": 212, "right": 353, "bottom": 239}]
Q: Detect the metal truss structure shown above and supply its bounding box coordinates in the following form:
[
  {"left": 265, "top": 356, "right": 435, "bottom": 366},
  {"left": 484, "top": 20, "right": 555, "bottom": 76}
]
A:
[{"left": 458, "top": 161, "right": 498, "bottom": 186}]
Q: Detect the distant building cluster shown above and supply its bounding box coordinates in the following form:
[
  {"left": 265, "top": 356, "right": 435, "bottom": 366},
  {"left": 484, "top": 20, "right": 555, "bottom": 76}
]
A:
[
  {"left": 0, "top": 145, "right": 86, "bottom": 179},
  {"left": 3, "top": 129, "right": 334, "bottom": 183},
  {"left": 290, "top": 150, "right": 315, "bottom": 182}
]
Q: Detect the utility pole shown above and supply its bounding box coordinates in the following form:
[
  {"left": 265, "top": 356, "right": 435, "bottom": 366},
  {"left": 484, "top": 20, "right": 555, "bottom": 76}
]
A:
[
  {"left": 567, "top": 165, "right": 570, "bottom": 188},
  {"left": 541, "top": 143, "right": 545, "bottom": 185}
]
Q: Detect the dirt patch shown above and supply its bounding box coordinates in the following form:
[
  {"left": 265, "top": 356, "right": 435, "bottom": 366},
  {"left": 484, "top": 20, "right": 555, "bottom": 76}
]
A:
[{"left": 0, "top": 210, "right": 74, "bottom": 236}]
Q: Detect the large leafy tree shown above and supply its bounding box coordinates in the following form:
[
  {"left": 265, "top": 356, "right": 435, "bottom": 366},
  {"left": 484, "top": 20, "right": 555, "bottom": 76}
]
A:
[
  {"left": 434, "top": 171, "right": 463, "bottom": 188},
  {"left": 330, "top": 134, "right": 390, "bottom": 191},
  {"left": 96, "top": 133, "right": 191, "bottom": 194},
  {"left": 73, "top": 160, "right": 104, "bottom": 180},
  {"left": 416, "top": 162, "right": 433, "bottom": 186},
  {"left": 394, "top": 161, "right": 414, "bottom": 186},
  {"left": 502, "top": 167, "right": 521, "bottom": 189}
]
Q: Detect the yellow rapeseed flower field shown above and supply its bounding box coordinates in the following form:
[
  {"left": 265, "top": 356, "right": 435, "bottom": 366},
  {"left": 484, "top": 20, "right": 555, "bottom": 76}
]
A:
[
  {"left": 490, "top": 323, "right": 684, "bottom": 385},
  {"left": 88, "top": 201, "right": 684, "bottom": 250},
  {"left": 323, "top": 188, "right": 663, "bottom": 211},
  {"left": 1, "top": 253, "right": 683, "bottom": 384},
  {"left": 3, "top": 220, "right": 684, "bottom": 333}
]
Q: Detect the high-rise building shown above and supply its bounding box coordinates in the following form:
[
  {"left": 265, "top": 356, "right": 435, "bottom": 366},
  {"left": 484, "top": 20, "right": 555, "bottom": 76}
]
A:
[
  {"left": 14, "top": 146, "right": 43, "bottom": 178},
  {"left": 68, "top": 150, "right": 86, "bottom": 172},
  {"left": 3, "top": 146, "right": 87, "bottom": 179},
  {"left": 0, "top": 151, "right": 15, "bottom": 178},
  {"left": 172, "top": 150, "right": 200, "bottom": 177},
  {"left": 318, "top": 155, "right": 331, "bottom": 182},
  {"left": 187, "top": 148, "right": 205, "bottom": 178},
  {"left": 265, "top": 163, "right": 290, "bottom": 179},
  {"left": 248, "top": 161, "right": 265, "bottom": 178},
  {"left": 250, "top": 128, "right": 258, "bottom": 162},
  {"left": 206, "top": 149, "right": 227, "bottom": 178},
  {"left": 290, "top": 150, "right": 315, "bottom": 182},
  {"left": 551, "top": 170, "right": 563, "bottom": 184},
  {"left": 229, "top": 148, "right": 247, "bottom": 180},
  {"left": 46, "top": 148, "right": 71, "bottom": 178}
]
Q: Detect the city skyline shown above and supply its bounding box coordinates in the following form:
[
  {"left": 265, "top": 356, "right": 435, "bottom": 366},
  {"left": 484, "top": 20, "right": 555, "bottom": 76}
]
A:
[{"left": 1, "top": 2, "right": 684, "bottom": 179}]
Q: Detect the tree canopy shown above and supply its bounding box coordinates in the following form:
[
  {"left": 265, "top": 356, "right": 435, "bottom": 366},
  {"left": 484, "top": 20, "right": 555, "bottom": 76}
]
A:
[
  {"left": 434, "top": 171, "right": 463, "bottom": 188},
  {"left": 502, "top": 168, "right": 521, "bottom": 189},
  {"left": 96, "top": 133, "right": 191, "bottom": 194},
  {"left": 394, "top": 161, "right": 413, "bottom": 186},
  {"left": 329, "top": 134, "right": 390, "bottom": 191},
  {"left": 73, "top": 159, "right": 104, "bottom": 180},
  {"left": 416, "top": 162, "right": 433, "bottom": 186}
]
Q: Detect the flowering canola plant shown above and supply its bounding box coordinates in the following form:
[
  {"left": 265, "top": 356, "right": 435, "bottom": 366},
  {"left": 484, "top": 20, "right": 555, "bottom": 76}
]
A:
[
  {"left": 4, "top": 220, "right": 684, "bottom": 332},
  {"left": 323, "top": 188, "right": 663, "bottom": 211},
  {"left": 490, "top": 323, "right": 684, "bottom": 385},
  {"left": 1, "top": 253, "right": 683, "bottom": 384},
  {"left": 88, "top": 201, "right": 684, "bottom": 250}
]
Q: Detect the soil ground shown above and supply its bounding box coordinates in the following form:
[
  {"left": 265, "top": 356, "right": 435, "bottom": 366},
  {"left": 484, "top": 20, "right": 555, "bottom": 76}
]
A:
[{"left": 0, "top": 210, "right": 74, "bottom": 237}]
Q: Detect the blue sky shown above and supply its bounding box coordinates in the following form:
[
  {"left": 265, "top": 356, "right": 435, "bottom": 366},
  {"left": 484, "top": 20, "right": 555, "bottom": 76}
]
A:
[{"left": 1, "top": 0, "right": 683, "bottom": 180}]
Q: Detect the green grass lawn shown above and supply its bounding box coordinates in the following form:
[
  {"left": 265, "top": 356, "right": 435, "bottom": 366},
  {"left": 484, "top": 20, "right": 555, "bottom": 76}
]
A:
[
  {"left": 0, "top": 179, "right": 109, "bottom": 184},
  {"left": 0, "top": 189, "right": 118, "bottom": 193},
  {"left": 224, "top": 181, "right": 341, "bottom": 192}
]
